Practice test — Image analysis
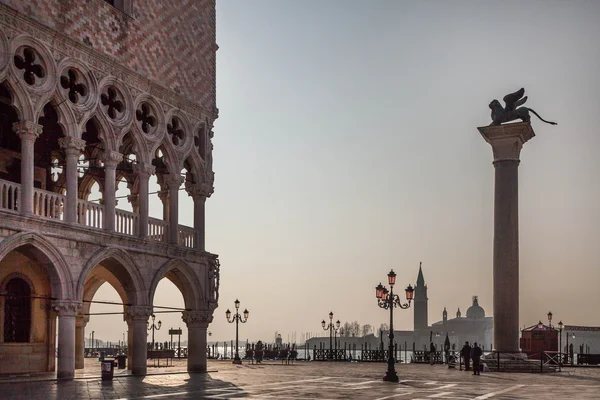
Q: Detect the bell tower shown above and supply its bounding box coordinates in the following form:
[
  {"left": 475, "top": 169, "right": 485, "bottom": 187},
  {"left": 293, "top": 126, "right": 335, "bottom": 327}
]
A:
[{"left": 413, "top": 262, "right": 428, "bottom": 331}]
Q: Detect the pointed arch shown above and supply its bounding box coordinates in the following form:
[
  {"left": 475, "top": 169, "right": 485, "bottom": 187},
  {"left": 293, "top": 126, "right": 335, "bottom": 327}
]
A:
[
  {"left": 148, "top": 259, "right": 203, "bottom": 310},
  {"left": 35, "top": 97, "right": 78, "bottom": 138},
  {"left": 2, "top": 76, "right": 33, "bottom": 121},
  {"left": 0, "top": 231, "right": 74, "bottom": 300},
  {"left": 76, "top": 247, "right": 147, "bottom": 306}
]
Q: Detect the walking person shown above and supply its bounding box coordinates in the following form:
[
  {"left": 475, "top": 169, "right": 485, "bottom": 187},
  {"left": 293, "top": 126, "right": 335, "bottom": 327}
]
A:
[
  {"left": 471, "top": 342, "right": 482, "bottom": 375},
  {"left": 430, "top": 342, "right": 436, "bottom": 365},
  {"left": 460, "top": 341, "right": 471, "bottom": 371}
]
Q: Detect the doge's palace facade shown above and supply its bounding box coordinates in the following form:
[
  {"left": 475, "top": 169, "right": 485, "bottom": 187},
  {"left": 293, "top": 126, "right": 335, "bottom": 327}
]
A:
[{"left": 0, "top": 0, "right": 219, "bottom": 379}]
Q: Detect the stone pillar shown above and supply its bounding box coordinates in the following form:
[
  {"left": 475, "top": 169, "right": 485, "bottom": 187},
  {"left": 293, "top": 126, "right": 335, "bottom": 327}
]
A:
[
  {"left": 133, "top": 163, "right": 155, "bottom": 238},
  {"left": 13, "top": 122, "right": 43, "bottom": 215},
  {"left": 165, "top": 175, "right": 184, "bottom": 245},
  {"left": 182, "top": 310, "right": 212, "bottom": 372},
  {"left": 188, "top": 184, "right": 212, "bottom": 250},
  {"left": 53, "top": 301, "right": 82, "bottom": 380},
  {"left": 125, "top": 306, "right": 152, "bottom": 376},
  {"left": 58, "top": 137, "right": 86, "bottom": 224},
  {"left": 478, "top": 122, "right": 534, "bottom": 353},
  {"left": 101, "top": 151, "right": 123, "bottom": 231},
  {"left": 75, "top": 314, "right": 89, "bottom": 370}
]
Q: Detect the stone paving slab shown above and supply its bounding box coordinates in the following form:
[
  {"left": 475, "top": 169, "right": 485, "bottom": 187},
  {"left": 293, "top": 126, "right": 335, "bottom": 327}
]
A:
[{"left": 1, "top": 361, "right": 599, "bottom": 399}]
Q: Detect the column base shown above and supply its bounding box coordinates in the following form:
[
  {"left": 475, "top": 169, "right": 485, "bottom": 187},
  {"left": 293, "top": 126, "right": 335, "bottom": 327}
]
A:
[
  {"left": 132, "top": 366, "right": 147, "bottom": 376},
  {"left": 383, "top": 370, "right": 399, "bottom": 382},
  {"left": 57, "top": 371, "right": 74, "bottom": 380},
  {"left": 232, "top": 359, "right": 242, "bottom": 365}
]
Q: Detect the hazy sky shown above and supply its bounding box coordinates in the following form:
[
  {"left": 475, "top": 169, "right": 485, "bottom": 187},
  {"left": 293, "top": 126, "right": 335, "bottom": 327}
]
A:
[{"left": 87, "top": 0, "right": 600, "bottom": 345}]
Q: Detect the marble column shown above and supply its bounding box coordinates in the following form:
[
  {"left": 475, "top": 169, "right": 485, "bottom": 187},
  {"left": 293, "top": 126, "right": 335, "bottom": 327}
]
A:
[
  {"left": 53, "top": 301, "right": 82, "bottom": 380},
  {"left": 75, "top": 314, "right": 89, "bottom": 370},
  {"left": 188, "top": 184, "right": 211, "bottom": 251},
  {"left": 478, "top": 122, "right": 535, "bottom": 353},
  {"left": 13, "top": 122, "right": 43, "bottom": 215},
  {"left": 166, "top": 176, "right": 184, "bottom": 245},
  {"left": 126, "top": 306, "right": 152, "bottom": 376},
  {"left": 182, "top": 310, "right": 212, "bottom": 372},
  {"left": 58, "top": 137, "right": 86, "bottom": 224},
  {"left": 101, "top": 151, "right": 123, "bottom": 231},
  {"left": 133, "top": 162, "right": 155, "bottom": 238}
]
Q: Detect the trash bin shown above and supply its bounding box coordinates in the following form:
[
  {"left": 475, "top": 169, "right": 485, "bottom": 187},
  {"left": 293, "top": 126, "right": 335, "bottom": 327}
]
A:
[
  {"left": 116, "top": 354, "right": 127, "bottom": 369},
  {"left": 101, "top": 359, "right": 114, "bottom": 381}
]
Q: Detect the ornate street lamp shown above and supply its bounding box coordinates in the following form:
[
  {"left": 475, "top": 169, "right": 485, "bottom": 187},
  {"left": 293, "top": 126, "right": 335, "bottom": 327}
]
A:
[
  {"left": 547, "top": 311, "right": 553, "bottom": 328},
  {"left": 321, "top": 311, "right": 341, "bottom": 360},
  {"left": 147, "top": 314, "right": 162, "bottom": 350},
  {"left": 375, "top": 269, "right": 414, "bottom": 382},
  {"left": 226, "top": 299, "right": 249, "bottom": 364}
]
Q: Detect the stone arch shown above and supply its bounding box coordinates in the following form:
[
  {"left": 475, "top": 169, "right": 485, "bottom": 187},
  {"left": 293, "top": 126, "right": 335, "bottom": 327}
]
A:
[
  {"left": 76, "top": 247, "right": 147, "bottom": 307},
  {"left": 182, "top": 150, "right": 205, "bottom": 188},
  {"left": 2, "top": 76, "right": 33, "bottom": 122},
  {"left": 148, "top": 259, "right": 203, "bottom": 310},
  {"left": 37, "top": 96, "right": 78, "bottom": 138},
  {"left": 0, "top": 231, "right": 74, "bottom": 300},
  {"left": 152, "top": 141, "right": 182, "bottom": 177}
]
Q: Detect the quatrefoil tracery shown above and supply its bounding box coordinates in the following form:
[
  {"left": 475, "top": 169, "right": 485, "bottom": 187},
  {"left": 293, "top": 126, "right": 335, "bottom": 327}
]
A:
[
  {"left": 100, "top": 87, "right": 124, "bottom": 119},
  {"left": 60, "top": 69, "right": 88, "bottom": 104},
  {"left": 136, "top": 103, "right": 157, "bottom": 134},
  {"left": 14, "top": 47, "right": 45, "bottom": 86},
  {"left": 167, "top": 118, "right": 184, "bottom": 146}
]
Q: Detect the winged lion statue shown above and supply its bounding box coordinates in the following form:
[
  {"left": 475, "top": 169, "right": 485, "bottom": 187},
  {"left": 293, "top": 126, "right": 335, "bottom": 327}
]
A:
[{"left": 489, "top": 88, "right": 557, "bottom": 126}]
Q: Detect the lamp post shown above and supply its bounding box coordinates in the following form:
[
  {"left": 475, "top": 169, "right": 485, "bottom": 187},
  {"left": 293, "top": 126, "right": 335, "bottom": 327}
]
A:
[
  {"left": 375, "top": 269, "right": 414, "bottom": 382},
  {"left": 558, "top": 321, "right": 563, "bottom": 365},
  {"left": 226, "top": 299, "right": 249, "bottom": 364},
  {"left": 147, "top": 314, "right": 161, "bottom": 350},
  {"left": 321, "top": 312, "right": 340, "bottom": 360},
  {"left": 547, "top": 311, "right": 553, "bottom": 328}
]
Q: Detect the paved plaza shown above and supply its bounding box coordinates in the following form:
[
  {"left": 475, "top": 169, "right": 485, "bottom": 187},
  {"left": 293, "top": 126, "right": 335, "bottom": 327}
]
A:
[{"left": 1, "top": 359, "right": 599, "bottom": 399}]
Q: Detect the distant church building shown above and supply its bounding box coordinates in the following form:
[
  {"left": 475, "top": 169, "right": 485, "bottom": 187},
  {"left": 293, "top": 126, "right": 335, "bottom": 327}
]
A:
[{"left": 390, "top": 265, "right": 493, "bottom": 351}]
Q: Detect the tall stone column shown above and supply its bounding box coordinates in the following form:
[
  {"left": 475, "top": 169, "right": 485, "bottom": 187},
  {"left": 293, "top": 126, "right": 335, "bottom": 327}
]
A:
[
  {"left": 101, "top": 151, "right": 123, "bottom": 231},
  {"left": 187, "top": 183, "right": 212, "bottom": 250},
  {"left": 13, "top": 122, "right": 43, "bottom": 215},
  {"left": 166, "top": 175, "right": 184, "bottom": 245},
  {"left": 53, "top": 301, "right": 82, "bottom": 380},
  {"left": 133, "top": 162, "right": 155, "bottom": 238},
  {"left": 58, "top": 137, "right": 86, "bottom": 224},
  {"left": 182, "top": 310, "right": 212, "bottom": 372},
  {"left": 478, "top": 122, "right": 534, "bottom": 353},
  {"left": 126, "top": 306, "right": 152, "bottom": 376},
  {"left": 75, "top": 314, "right": 89, "bottom": 369}
]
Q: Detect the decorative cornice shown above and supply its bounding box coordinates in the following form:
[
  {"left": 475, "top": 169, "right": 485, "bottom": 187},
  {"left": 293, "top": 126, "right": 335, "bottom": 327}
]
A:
[
  {"left": 477, "top": 122, "right": 535, "bottom": 162},
  {"left": 182, "top": 310, "right": 213, "bottom": 327}
]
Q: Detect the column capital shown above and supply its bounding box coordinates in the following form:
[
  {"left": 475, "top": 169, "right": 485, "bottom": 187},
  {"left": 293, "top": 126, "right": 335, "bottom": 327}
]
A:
[
  {"left": 101, "top": 150, "right": 123, "bottom": 168},
  {"left": 13, "top": 121, "right": 43, "bottom": 140},
  {"left": 182, "top": 310, "right": 213, "bottom": 328},
  {"left": 164, "top": 174, "right": 185, "bottom": 190},
  {"left": 76, "top": 314, "right": 90, "bottom": 327},
  {"left": 125, "top": 305, "right": 153, "bottom": 322},
  {"left": 186, "top": 182, "right": 213, "bottom": 199},
  {"left": 51, "top": 301, "right": 83, "bottom": 317},
  {"left": 478, "top": 122, "right": 535, "bottom": 163},
  {"left": 132, "top": 162, "right": 155, "bottom": 177},
  {"left": 58, "top": 136, "right": 86, "bottom": 155}
]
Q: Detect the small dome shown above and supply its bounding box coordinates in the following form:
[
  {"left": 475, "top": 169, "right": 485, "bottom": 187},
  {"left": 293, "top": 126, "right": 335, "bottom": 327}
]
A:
[{"left": 466, "top": 296, "right": 485, "bottom": 319}]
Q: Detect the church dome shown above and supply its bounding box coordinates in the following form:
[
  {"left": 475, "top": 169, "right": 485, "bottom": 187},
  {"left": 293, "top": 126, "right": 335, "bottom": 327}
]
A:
[{"left": 466, "top": 296, "right": 485, "bottom": 319}]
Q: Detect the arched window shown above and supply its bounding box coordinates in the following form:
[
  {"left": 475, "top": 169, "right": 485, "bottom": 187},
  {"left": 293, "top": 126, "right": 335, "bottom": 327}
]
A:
[{"left": 3, "top": 278, "right": 31, "bottom": 342}]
